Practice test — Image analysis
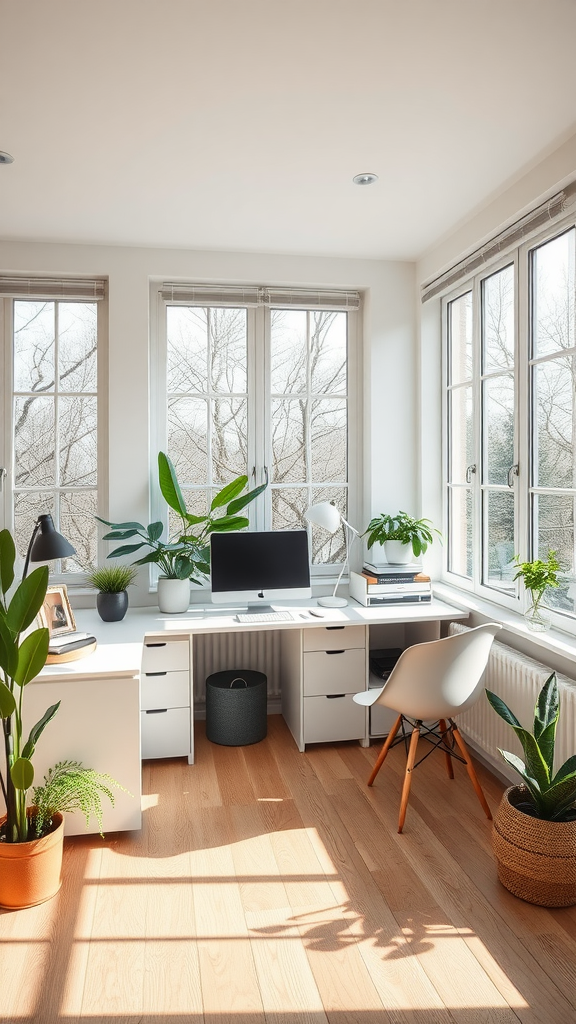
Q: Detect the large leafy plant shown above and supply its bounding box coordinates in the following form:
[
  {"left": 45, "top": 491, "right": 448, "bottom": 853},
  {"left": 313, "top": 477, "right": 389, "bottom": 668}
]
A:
[
  {"left": 0, "top": 530, "right": 58, "bottom": 843},
  {"left": 486, "top": 672, "right": 576, "bottom": 822},
  {"left": 98, "top": 452, "right": 266, "bottom": 582},
  {"left": 512, "top": 550, "right": 561, "bottom": 616},
  {"left": 363, "top": 511, "right": 441, "bottom": 558}
]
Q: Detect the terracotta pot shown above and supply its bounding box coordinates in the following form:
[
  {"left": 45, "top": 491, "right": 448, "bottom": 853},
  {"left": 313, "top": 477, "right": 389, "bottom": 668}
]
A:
[
  {"left": 0, "top": 810, "right": 64, "bottom": 909},
  {"left": 492, "top": 786, "right": 576, "bottom": 907}
]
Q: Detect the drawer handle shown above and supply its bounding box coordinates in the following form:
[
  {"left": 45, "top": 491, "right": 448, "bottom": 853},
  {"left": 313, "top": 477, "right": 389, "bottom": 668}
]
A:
[
  {"left": 326, "top": 626, "right": 345, "bottom": 631},
  {"left": 145, "top": 708, "right": 168, "bottom": 714},
  {"left": 145, "top": 642, "right": 167, "bottom": 648},
  {"left": 144, "top": 671, "right": 167, "bottom": 677},
  {"left": 326, "top": 649, "right": 345, "bottom": 655},
  {"left": 326, "top": 694, "right": 346, "bottom": 699}
]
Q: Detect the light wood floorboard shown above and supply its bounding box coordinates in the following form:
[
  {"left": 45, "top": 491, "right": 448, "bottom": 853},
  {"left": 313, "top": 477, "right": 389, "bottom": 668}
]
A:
[{"left": 0, "top": 714, "right": 574, "bottom": 1024}]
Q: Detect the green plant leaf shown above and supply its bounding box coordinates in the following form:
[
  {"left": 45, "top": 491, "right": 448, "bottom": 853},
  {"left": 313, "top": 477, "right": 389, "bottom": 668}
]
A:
[
  {"left": 107, "top": 543, "right": 146, "bottom": 558},
  {"left": 21, "top": 701, "right": 60, "bottom": 760},
  {"left": 498, "top": 749, "right": 543, "bottom": 805},
  {"left": 184, "top": 513, "right": 208, "bottom": 525},
  {"left": 158, "top": 451, "right": 187, "bottom": 517},
  {"left": 6, "top": 566, "right": 49, "bottom": 634},
  {"left": 485, "top": 689, "right": 523, "bottom": 729},
  {"left": 11, "top": 757, "right": 34, "bottom": 792},
  {"left": 132, "top": 549, "right": 163, "bottom": 565},
  {"left": 208, "top": 516, "right": 250, "bottom": 532},
  {"left": 96, "top": 517, "right": 145, "bottom": 531},
  {"left": 534, "top": 672, "right": 559, "bottom": 739},
  {"left": 147, "top": 521, "right": 164, "bottom": 542},
  {"left": 0, "top": 529, "right": 16, "bottom": 596},
  {"left": 537, "top": 718, "right": 558, "bottom": 777},
  {"left": 101, "top": 529, "right": 140, "bottom": 541},
  {"left": 0, "top": 614, "right": 18, "bottom": 677},
  {"left": 14, "top": 628, "right": 50, "bottom": 688},
  {"left": 539, "top": 776, "right": 576, "bottom": 819},
  {"left": 550, "top": 754, "right": 576, "bottom": 787},
  {"left": 226, "top": 481, "right": 268, "bottom": 515},
  {"left": 210, "top": 476, "right": 248, "bottom": 510},
  {"left": 0, "top": 679, "right": 16, "bottom": 717}
]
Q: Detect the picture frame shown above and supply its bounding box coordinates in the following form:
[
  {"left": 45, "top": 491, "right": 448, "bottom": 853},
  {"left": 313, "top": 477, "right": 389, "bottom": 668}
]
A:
[{"left": 40, "top": 584, "right": 76, "bottom": 636}]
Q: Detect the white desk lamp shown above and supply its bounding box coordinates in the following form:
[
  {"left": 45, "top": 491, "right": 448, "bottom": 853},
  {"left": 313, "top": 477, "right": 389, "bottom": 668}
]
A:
[{"left": 305, "top": 501, "right": 359, "bottom": 608}]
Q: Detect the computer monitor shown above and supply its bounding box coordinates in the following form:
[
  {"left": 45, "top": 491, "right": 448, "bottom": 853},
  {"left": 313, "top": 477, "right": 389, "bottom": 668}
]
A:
[{"left": 210, "top": 530, "right": 311, "bottom": 608}]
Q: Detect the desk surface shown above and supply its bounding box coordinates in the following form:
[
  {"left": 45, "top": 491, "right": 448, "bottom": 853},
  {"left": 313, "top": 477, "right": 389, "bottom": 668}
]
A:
[{"left": 37, "top": 598, "right": 468, "bottom": 681}]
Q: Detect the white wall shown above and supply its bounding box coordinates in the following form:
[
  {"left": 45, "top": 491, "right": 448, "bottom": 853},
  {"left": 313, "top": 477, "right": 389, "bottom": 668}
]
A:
[{"left": 0, "top": 240, "right": 416, "bottom": 602}]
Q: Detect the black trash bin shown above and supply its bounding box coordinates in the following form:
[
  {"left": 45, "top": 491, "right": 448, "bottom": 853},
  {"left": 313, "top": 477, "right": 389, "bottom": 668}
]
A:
[{"left": 205, "top": 669, "right": 267, "bottom": 746}]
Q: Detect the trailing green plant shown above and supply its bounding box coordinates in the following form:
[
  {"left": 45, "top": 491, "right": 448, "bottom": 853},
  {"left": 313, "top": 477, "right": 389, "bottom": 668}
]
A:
[
  {"left": 31, "top": 759, "right": 127, "bottom": 839},
  {"left": 0, "top": 529, "right": 56, "bottom": 843},
  {"left": 97, "top": 452, "right": 267, "bottom": 583},
  {"left": 512, "top": 550, "right": 561, "bottom": 616},
  {"left": 86, "top": 564, "right": 138, "bottom": 593},
  {"left": 486, "top": 672, "right": 576, "bottom": 822},
  {"left": 363, "top": 511, "right": 442, "bottom": 558}
]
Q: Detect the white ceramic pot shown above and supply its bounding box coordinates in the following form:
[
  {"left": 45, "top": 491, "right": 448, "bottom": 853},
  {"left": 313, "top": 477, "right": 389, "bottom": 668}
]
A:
[
  {"left": 157, "top": 577, "right": 190, "bottom": 614},
  {"left": 384, "top": 540, "right": 413, "bottom": 565}
]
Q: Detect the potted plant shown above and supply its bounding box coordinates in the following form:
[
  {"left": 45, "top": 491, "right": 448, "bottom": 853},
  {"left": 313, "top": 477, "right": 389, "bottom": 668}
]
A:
[
  {"left": 512, "top": 550, "right": 561, "bottom": 631},
  {"left": 363, "top": 510, "right": 441, "bottom": 565},
  {"left": 97, "top": 451, "right": 266, "bottom": 614},
  {"left": 486, "top": 672, "right": 576, "bottom": 907},
  {"left": 86, "top": 564, "right": 138, "bottom": 622}
]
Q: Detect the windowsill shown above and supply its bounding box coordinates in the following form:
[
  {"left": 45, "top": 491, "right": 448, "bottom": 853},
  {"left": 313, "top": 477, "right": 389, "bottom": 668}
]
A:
[{"left": 433, "top": 581, "right": 576, "bottom": 664}]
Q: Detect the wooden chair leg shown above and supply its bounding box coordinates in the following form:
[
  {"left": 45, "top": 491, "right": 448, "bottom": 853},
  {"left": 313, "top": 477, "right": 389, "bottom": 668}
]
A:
[
  {"left": 439, "top": 718, "right": 454, "bottom": 779},
  {"left": 450, "top": 720, "right": 492, "bottom": 820},
  {"left": 368, "top": 714, "right": 402, "bottom": 786},
  {"left": 398, "top": 721, "right": 421, "bottom": 833}
]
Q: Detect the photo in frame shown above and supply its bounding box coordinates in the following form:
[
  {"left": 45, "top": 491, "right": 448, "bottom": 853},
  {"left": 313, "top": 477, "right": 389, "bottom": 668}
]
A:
[{"left": 40, "top": 585, "right": 76, "bottom": 636}]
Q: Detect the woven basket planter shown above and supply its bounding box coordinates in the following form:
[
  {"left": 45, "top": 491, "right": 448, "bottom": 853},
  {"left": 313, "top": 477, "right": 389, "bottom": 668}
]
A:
[{"left": 492, "top": 786, "right": 576, "bottom": 907}]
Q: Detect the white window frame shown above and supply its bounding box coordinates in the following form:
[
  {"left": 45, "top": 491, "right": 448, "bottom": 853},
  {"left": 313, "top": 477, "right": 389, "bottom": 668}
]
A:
[{"left": 150, "top": 283, "right": 362, "bottom": 588}]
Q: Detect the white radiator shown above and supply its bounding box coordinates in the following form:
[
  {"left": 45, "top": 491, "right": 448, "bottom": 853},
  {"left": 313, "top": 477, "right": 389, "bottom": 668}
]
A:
[
  {"left": 449, "top": 623, "right": 576, "bottom": 780},
  {"left": 192, "top": 630, "right": 282, "bottom": 707}
]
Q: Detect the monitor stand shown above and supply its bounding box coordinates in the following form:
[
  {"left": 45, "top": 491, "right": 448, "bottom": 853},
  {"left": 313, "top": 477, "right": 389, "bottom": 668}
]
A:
[{"left": 246, "top": 604, "right": 276, "bottom": 615}]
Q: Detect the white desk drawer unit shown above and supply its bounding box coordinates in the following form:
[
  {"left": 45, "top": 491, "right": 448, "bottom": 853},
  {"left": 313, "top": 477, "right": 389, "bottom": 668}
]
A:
[
  {"left": 141, "top": 638, "right": 193, "bottom": 763},
  {"left": 292, "top": 624, "right": 368, "bottom": 748}
]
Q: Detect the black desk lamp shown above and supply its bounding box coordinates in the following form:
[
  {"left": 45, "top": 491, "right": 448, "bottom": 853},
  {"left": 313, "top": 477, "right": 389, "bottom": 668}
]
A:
[{"left": 23, "top": 514, "right": 76, "bottom": 578}]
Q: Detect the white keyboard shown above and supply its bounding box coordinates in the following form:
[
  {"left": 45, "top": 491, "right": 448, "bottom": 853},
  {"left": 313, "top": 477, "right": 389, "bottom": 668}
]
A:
[{"left": 235, "top": 611, "right": 294, "bottom": 623}]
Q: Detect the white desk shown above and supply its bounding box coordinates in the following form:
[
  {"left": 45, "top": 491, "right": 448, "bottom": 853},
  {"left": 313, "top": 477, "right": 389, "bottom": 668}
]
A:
[{"left": 31, "top": 597, "right": 468, "bottom": 835}]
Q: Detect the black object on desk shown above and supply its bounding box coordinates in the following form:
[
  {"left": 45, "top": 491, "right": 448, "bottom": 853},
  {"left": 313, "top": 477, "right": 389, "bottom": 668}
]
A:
[{"left": 206, "top": 669, "right": 267, "bottom": 746}]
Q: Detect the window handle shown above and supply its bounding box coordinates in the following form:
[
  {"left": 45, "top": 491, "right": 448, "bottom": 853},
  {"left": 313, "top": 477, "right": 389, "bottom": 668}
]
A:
[
  {"left": 0, "top": 468, "right": 6, "bottom": 493},
  {"left": 465, "top": 464, "right": 476, "bottom": 484},
  {"left": 507, "top": 464, "right": 519, "bottom": 488}
]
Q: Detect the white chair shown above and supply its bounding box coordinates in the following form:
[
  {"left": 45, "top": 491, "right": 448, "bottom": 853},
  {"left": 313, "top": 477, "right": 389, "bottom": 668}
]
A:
[{"left": 353, "top": 623, "right": 502, "bottom": 833}]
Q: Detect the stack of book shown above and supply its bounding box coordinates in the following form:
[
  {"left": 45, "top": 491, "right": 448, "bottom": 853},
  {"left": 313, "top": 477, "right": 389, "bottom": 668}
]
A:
[
  {"left": 349, "top": 566, "right": 432, "bottom": 606},
  {"left": 46, "top": 631, "right": 97, "bottom": 663}
]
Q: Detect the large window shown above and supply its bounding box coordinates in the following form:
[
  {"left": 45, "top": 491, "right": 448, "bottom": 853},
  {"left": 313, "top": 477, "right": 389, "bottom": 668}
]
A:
[
  {"left": 154, "top": 285, "right": 360, "bottom": 575},
  {"left": 444, "top": 222, "right": 576, "bottom": 627},
  {"left": 1, "top": 279, "right": 106, "bottom": 577}
]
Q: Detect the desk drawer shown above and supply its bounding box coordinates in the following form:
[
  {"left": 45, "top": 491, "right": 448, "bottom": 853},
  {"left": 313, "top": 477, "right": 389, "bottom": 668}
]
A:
[
  {"left": 142, "top": 639, "right": 189, "bottom": 673},
  {"left": 303, "top": 625, "right": 365, "bottom": 652},
  {"left": 303, "top": 694, "right": 366, "bottom": 744},
  {"left": 141, "top": 707, "right": 191, "bottom": 759},
  {"left": 141, "top": 670, "right": 190, "bottom": 711},
  {"left": 303, "top": 648, "right": 366, "bottom": 696}
]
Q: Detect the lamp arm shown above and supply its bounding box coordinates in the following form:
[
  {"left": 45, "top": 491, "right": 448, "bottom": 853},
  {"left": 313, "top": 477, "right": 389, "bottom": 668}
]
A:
[
  {"left": 331, "top": 521, "right": 354, "bottom": 600},
  {"left": 22, "top": 519, "right": 41, "bottom": 579}
]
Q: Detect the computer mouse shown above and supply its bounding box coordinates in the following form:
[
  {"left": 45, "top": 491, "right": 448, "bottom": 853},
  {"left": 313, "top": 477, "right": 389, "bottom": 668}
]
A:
[{"left": 309, "top": 609, "right": 325, "bottom": 617}]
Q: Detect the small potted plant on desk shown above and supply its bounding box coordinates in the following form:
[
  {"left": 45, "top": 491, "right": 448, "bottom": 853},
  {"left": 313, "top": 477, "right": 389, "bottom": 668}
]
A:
[
  {"left": 98, "top": 451, "right": 266, "bottom": 614},
  {"left": 0, "top": 528, "right": 125, "bottom": 909},
  {"left": 363, "top": 510, "right": 441, "bottom": 565},
  {"left": 512, "top": 550, "right": 561, "bottom": 631},
  {"left": 86, "top": 564, "right": 138, "bottom": 622},
  {"left": 486, "top": 673, "right": 576, "bottom": 907}
]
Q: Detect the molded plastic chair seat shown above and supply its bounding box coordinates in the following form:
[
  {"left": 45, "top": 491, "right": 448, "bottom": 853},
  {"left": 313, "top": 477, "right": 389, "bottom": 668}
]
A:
[{"left": 353, "top": 622, "right": 502, "bottom": 832}]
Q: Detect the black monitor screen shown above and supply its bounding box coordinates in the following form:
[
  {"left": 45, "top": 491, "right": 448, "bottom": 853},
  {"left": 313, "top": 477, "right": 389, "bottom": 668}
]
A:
[{"left": 210, "top": 530, "right": 310, "bottom": 596}]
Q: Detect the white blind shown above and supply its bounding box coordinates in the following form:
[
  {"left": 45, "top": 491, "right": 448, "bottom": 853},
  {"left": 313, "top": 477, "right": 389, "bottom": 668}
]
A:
[
  {"left": 0, "top": 277, "right": 106, "bottom": 300},
  {"left": 421, "top": 179, "right": 576, "bottom": 302},
  {"left": 161, "top": 283, "right": 360, "bottom": 311}
]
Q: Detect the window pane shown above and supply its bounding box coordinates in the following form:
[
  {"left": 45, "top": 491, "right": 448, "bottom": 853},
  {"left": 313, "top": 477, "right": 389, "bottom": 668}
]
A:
[
  {"left": 271, "top": 399, "right": 306, "bottom": 482},
  {"left": 211, "top": 398, "right": 247, "bottom": 483},
  {"left": 168, "top": 397, "right": 208, "bottom": 484},
  {"left": 59, "top": 303, "right": 97, "bottom": 391},
  {"left": 533, "top": 356, "right": 575, "bottom": 489},
  {"left": 14, "top": 396, "right": 55, "bottom": 486},
  {"left": 449, "top": 292, "right": 472, "bottom": 384},
  {"left": 311, "top": 399, "right": 347, "bottom": 482},
  {"left": 60, "top": 490, "right": 97, "bottom": 571},
  {"left": 534, "top": 493, "right": 574, "bottom": 570},
  {"left": 484, "top": 374, "right": 514, "bottom": 485},
  {"left": 482, "top": 265, "right": 514, "bottom": 371},
  {"left": 484, "top": 490, "right": 515, "bottom": 592},
  {"left": 449, "top": 386, "right": 473, "bottom": 483},
  {"left": 271, "top": 310, "right": 307, "bottom": 394},
  {"left": 13, "top": 491, "right": 54, "bottom": 562},
  {"left": 448, "top": 487, "right": 472, "bottom": 578},
  {"left": 310, "top": 486, "right": 347, "bottom": 564},
  {"left": 13, "top": 301, "right": 55, "bottom": 393},
  {"left": 167, "top": 306, "right": 208, "bottom": 393},
  {"left": 271, "top": 487, "right": 309, "bottom": 531},
  {"left": 532, "top": 229, "right": 575, "bottom": 358},
  {"left": 59, "top": 396, "right": 97, "bottom": 486},
  {"left": 310, "top": 311, "right": 347, "bottom": 394},
  {"left": 209, "top": 308, "right": 247, "bottom": 394}
]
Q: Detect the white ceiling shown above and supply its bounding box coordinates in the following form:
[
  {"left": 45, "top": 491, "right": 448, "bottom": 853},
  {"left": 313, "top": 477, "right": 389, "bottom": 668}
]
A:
[{"left": 2, "top": 0, "right": 576, "bottom": 261}]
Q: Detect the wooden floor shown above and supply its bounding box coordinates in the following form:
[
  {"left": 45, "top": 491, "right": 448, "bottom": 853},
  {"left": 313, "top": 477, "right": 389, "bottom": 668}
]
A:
[{"left": 1, "top": 715, "right": 575, "bottom": 1024}]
